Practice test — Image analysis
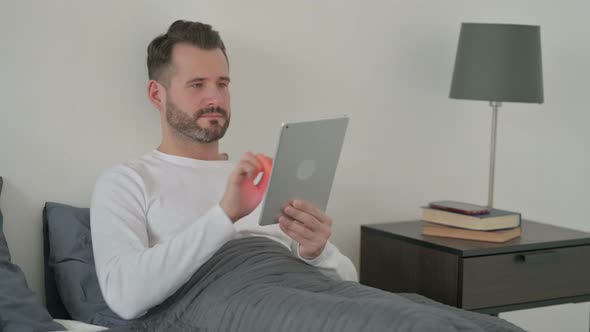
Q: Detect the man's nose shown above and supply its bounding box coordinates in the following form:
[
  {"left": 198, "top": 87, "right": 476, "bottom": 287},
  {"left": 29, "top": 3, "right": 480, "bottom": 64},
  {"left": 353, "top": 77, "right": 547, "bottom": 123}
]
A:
[{"left": 202, "top": 86, "right": 222, "bottom": 107}]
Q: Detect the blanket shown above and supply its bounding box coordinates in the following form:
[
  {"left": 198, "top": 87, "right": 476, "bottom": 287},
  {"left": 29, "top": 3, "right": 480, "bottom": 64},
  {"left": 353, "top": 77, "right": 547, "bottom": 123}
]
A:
[{"left": 97, "top": 237, "right": 525, "bottom": 332}]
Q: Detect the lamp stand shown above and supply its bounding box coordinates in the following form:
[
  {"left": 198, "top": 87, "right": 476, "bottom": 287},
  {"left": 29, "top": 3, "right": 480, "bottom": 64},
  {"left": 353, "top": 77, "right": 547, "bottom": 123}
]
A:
[{"left": 487, "top": 101, "right": 501, "bottom": 208}]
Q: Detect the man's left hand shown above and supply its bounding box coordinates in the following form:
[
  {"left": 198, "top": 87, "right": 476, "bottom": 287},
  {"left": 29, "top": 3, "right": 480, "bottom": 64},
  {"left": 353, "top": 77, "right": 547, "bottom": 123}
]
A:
[{"left": 278, "top": 200, "right": 333, "bottom": 260}]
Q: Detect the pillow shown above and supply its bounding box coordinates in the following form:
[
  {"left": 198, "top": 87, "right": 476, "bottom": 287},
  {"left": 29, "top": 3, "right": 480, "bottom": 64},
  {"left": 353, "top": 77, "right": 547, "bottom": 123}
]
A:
[
  {"left": 0, "top": 177, "right": 65, "bottom": 331},
  {"left": 44, "top": 202, "right": 124, "bottom": 327}
]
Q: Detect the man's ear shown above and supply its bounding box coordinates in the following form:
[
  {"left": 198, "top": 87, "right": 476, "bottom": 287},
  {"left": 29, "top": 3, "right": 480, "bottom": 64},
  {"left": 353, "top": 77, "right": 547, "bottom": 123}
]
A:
[{"left": 147, "top": 80, "right": 166, "bottom": 112}]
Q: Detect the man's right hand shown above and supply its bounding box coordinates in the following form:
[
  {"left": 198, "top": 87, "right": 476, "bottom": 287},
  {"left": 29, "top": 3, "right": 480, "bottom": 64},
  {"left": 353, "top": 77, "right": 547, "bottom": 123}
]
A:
[{"left": 220, "top": 152, "right": 272, "bottom": 223}]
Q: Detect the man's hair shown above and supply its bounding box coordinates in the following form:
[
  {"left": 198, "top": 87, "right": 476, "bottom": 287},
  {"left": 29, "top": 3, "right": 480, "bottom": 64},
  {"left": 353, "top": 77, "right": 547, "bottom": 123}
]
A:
[{"left": 147, "top": 20, "right": 227, "bottom": 86}]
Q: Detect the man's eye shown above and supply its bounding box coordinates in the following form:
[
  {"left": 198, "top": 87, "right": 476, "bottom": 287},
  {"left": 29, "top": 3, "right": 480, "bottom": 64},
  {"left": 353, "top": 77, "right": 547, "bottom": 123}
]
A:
[
  {"left": 218, "top": 82, "right": 228, "bottom": 88},
  {"left": 191, "top": 83, "right": 203, "bottom": 88}
]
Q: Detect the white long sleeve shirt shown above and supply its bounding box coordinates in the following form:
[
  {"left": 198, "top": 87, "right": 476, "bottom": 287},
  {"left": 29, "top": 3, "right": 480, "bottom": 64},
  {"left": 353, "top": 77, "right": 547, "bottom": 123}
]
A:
[{"left": 90, "top": 150, "right": 358, "bottom": 320}]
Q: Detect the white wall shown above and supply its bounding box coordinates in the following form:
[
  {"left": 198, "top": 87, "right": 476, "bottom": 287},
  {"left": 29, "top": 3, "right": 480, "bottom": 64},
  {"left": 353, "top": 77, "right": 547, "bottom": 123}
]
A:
[{"left": 1, "top": 1, "right": 588, "bottom": 330}]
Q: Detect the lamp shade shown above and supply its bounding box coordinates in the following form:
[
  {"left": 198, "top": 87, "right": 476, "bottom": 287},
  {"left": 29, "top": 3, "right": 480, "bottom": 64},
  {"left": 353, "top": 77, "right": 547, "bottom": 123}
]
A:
[{"left": 450, "top": 23, "right": 544, "bottom": 103}]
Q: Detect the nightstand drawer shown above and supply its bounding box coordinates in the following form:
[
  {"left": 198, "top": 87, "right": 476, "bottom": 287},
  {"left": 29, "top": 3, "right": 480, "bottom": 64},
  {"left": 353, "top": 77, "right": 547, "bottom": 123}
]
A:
[{"left": 461, "top": 245, "right": 590, "bottom": 309}]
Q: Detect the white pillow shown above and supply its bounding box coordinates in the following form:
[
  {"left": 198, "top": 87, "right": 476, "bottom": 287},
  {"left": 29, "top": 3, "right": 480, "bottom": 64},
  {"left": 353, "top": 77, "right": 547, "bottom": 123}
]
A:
[{"left": 52, "top": 319, "right": 107, "bottom": 332}]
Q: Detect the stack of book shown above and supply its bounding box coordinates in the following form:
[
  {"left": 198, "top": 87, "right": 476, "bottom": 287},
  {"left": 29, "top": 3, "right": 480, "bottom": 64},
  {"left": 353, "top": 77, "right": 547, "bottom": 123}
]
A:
[{"left": 421, "top": 200, "right": 522, "bottom": 243}]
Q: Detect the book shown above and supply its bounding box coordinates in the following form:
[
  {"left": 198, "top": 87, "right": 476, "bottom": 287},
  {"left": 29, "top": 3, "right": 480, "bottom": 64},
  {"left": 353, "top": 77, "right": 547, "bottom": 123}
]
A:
[
  {"left": 422, "top": 222, "right": 522, "bottom": 243},
  {"left": 422, "top": 207, "right": 521, "bottom": 231},
  {"left": 429, "top": 200, "right": 490, "bottom": 215}
]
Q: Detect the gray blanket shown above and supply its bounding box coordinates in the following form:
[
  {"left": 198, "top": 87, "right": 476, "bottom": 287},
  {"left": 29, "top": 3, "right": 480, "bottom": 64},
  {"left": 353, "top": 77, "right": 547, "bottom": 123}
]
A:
[{"left": 98, "top": 237, "right": 525, "bottom": 332}]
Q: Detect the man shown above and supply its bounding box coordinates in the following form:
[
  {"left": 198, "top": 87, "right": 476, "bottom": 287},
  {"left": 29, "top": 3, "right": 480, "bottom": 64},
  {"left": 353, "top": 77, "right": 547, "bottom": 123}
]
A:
[{"left": 90, "top": 20, "right": 357, "bottom": 321}]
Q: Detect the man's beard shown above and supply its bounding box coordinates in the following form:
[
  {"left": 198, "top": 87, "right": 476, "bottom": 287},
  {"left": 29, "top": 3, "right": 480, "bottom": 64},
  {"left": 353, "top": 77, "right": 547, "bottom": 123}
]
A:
[{"left": 165, "top": 98, "right": 230, "bottom": 143}]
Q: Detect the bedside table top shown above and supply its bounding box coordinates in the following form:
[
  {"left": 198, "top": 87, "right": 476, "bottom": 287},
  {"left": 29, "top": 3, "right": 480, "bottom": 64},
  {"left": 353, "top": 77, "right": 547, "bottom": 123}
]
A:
[{"left": 362, "top": 220, "right": 590, "bottom": 257}]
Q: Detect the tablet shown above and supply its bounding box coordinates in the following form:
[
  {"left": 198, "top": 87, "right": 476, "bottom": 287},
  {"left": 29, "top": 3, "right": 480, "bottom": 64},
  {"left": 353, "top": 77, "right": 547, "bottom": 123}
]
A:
[{"left": 258, "top": 116, "right": 349, "bottom": 226}]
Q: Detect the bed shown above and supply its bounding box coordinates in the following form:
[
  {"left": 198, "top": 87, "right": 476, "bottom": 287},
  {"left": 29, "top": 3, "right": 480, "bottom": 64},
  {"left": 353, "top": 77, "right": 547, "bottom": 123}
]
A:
[{"left": 41, "top": 202, "right": 526, "bottom": 332}]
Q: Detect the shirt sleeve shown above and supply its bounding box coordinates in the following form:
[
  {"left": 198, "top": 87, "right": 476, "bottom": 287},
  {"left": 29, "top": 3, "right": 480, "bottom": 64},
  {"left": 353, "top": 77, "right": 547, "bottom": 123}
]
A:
[
  {"left": 90, "top": 166, "right": 235, "bottom": 320},
  {"left": 290, "top": 240, "right": 358, "bottom": 282}
]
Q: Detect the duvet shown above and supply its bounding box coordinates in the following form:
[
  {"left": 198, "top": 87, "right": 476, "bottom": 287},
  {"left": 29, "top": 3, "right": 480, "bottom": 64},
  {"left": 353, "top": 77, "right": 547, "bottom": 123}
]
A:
[{"left": 95, "top": 237, "right": 525, "bottom": 332}]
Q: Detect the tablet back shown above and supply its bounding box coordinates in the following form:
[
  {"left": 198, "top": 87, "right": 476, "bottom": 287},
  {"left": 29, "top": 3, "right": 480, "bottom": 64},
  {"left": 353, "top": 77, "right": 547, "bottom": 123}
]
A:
[{"left": 258, "top": 116, "right": 349, "bottom": 226}]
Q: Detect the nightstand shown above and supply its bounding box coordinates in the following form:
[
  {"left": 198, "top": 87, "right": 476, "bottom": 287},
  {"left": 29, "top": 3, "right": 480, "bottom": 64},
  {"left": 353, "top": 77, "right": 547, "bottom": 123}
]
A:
[{"left": 360, "top": 220, "right": 590, "bottom": 315}]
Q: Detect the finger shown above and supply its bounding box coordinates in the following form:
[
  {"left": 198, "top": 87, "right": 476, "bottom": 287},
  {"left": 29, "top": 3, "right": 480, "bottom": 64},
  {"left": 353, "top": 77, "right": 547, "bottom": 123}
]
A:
[
  {"left": 242, "top": 153, "right": 265, "bottom": 183},
  {"left": 280, "top": 222, "right": 315, "bottom": 248},
  {"left": 242, "top": 152, "right": 262, "bottom": 170},
  {"left": 292, "top": 200, "right": 332, "bottom": 225},
  {"left": 282, "top": 205, "right": 321, "bottom": 231},
  {"left": 255, "top": 154, "right": 273, "bottom": 168},
  {"left": 237, "top": 160, "right": 259, "bottom": 179},
  {"left": 280, "top": 223, "right": 306, "bottom": 244},
  {"left": 255, "top": 154, "right": 273, "bottom": 189},
  {"left": 278, "top": 215, "right": 314, "bottom": 241}
]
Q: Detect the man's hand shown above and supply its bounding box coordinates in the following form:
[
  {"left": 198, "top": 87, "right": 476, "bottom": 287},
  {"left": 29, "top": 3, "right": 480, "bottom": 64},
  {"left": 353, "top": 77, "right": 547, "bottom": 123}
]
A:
[
  {"left": 278, "top": 200, "right": 333, "bottom": 260},
  {"left": 220, "top": 152, "right": 272, "bottom": 222}
]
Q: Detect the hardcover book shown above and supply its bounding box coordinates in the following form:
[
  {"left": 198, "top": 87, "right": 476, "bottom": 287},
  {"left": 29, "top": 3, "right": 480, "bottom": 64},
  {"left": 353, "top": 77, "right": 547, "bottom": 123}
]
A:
[
  {"left": 422, "top": 222, "right": 522, "bottom": 243},
  {"left": 422, "top": 207, "right": 521, "bottom": 231}
]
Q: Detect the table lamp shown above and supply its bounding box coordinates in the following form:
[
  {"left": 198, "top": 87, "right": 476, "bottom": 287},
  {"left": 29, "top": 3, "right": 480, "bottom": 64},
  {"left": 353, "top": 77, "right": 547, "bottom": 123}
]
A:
[{"left": 449, "top": 23, "right": 544, "bottom": 208}]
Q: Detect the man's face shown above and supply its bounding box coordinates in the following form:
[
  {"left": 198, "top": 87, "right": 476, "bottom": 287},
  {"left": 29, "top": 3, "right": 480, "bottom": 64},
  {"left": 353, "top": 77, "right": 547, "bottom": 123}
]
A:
[{"left": 164, "top": 43, "right": 230, "bottom": 143}]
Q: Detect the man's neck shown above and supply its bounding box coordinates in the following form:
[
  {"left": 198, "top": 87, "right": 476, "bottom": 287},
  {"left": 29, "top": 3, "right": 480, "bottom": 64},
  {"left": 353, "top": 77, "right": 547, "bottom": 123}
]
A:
[{"left": 158, "top": 134, "right": 223, "bottom": 161}]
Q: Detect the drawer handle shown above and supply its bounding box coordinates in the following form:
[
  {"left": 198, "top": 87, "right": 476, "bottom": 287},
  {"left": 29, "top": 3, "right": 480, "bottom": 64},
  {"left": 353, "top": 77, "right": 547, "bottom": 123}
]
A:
[{"left": 517, "top": 251, "right": 559, "bottom": 264}]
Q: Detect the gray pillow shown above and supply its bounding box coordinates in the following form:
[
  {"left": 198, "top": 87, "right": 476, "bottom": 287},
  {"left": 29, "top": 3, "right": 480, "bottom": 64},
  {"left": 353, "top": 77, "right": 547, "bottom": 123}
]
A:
[
  {"left": 44, "top": 202, "right": 124, "bottom": 327},
  {"left": 0, "top": 177, "right": 65, "bottom": 332}
]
